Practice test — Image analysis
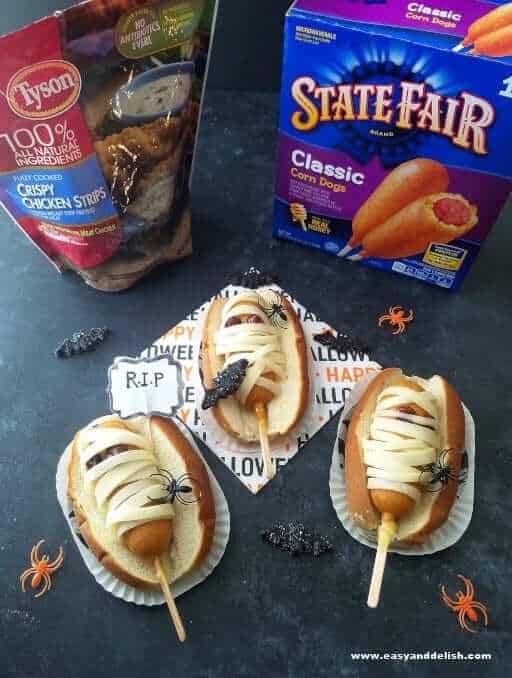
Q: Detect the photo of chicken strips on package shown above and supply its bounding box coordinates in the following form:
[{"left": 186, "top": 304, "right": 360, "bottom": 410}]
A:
[{"left": 0, "top": 0, "right": 218, "bottom": 291}]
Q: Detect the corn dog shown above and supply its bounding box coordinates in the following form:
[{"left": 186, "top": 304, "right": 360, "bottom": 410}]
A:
[
  {"left": 462, "top": 3, "right": 512, "bottom": 47},
  {"left": 359, "top": 193, "right": 478, "bottom": 259},
  {"left": 78, "top": 418, "right": 175, "bottom": 558},
  {"left": 350, "top": 159, "right": 449, "bottom": 247},
  {"left": 471, "top": 25, "right": 512, "bottom": 57},
  {"left": 201, "top": 289, "right": 309, "bottom": 449},
  {"left": 345, "top": 368, "right": 465, "bottom": 606}
]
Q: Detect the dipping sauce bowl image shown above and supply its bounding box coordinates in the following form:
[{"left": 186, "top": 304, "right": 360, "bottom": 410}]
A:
[{"left": 113, "top": 61, "right": 194, "bottom": 124}]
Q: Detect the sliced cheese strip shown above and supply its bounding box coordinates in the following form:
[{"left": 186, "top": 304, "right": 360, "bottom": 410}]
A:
[
  {"left": 94, "top": 461, "right": 154, "bottom": 507},
  {"left": 367, "top": 478, "right": 422, "bottom": 503},
  {"left": 367, "top": 466, "right": 423, "bottom": 483},
  {"left": 363, "top": 446, "right": 437, "bottom": 467}
]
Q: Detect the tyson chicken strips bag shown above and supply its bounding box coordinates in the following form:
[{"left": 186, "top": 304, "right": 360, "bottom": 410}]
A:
[{"left": 0, "top": 0, "right": 217, "bottom": 291}]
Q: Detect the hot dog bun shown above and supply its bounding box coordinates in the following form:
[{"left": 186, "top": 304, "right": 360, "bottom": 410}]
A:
[
  {"left": 350, "top": 158, "right": 449, "bottom": 246},
  {"left": 201, "top": 291, "right": 309, "bottom": 443},
  {"left": 67, "top": 416, "right": 216, "bottom": 589},
  {"left": 345, "top": 369, "right": 465, "bottom": 546}
]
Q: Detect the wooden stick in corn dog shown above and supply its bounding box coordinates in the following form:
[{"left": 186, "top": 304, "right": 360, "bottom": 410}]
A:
[
  {"left": 344, "top": 369, "right": 465, "bottom": 607},
  {"left": 69, "top": 415, "right": 216, "bottom": 640},
  {"left": 454, "top": 2, "right": 512, "bottom": 52},
  {"left": 201, "top": 289, "right": 309, "bottom": 478}
]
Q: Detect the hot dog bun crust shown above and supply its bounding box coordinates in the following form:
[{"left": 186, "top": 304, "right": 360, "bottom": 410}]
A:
[
  {"left": 201, "top": 292, "right": 309, "bottom": 444},
  {"left": 345, "top": 369, "right": 465, "bottom": 545},
  {"left": 67, "top": 416, "right": 216, "bottom": 589}
]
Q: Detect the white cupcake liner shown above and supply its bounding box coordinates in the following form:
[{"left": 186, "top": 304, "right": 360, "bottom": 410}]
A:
[
  {"left": 329, "top": 373, "right": 475, "bottom": 555},
  {"left": 56, "top": 418, "right": 230, "bottom": 605}
]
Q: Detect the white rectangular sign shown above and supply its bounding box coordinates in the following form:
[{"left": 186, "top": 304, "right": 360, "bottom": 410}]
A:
[{"left": 108, "top": 356, "right": 183, "bottom": 419}]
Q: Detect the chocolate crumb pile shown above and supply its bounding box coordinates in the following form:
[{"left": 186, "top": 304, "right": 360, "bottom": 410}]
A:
[
  {"left": 56, "top": 328, "right": 110, "bottom": 358},
  {"left": 261, "top": 521, "right": 332, "bottom": 557}
]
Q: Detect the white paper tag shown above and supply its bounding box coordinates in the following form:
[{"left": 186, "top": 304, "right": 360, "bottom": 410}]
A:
[{"left": 107, "top": 356, "right": 184, "bottom": 419}]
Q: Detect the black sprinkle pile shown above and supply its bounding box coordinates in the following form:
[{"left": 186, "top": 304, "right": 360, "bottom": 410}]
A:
[
  {"left": 202, "top": 359, "right": 249, "bottom": 409},
  {"left": 56, "top": 328, "right": 110, "bottom": 358},
  {"left": 227, "top": 267, "right": 279, "bottom": 289},
  {"left": 314, "top": 330, "right": 370, "bottom": 355},
  {"left": 261, "top": 522, "right": 332, "bottom": 557}
]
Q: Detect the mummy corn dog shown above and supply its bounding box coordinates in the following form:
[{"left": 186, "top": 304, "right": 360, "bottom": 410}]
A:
[
  {"left": 201, "top": 289, "right": 309, "bottom": 478},
  {"left": 350, "top": 159, "right": 477, "bottom": 259},
  {"left": 77, "top": 418, "right": 175, "bottom": 557},
  {"left": 68, "top": 415, "right": 215, "bottom": 588},
  {"left": 344, "top": 369, "right": 466, "bottom": 606},
  {"left": 455, "top": 3, "right": 512, "bottom": 57},
  {"left": 69, "top": 415, "right": 216, "bottom": 640}
]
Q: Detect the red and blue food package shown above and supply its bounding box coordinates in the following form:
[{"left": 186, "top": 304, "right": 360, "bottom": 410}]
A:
[{"left": 0, "top": 0, "right": 217, "bottom": 291}]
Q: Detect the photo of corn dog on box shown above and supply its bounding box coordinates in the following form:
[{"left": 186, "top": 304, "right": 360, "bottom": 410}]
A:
[
  {"left": 273, "top": 0, "right": 512, "bottom": 290},
  {"left": 455, "top": 2, "right": 512, "bottom": 57}
]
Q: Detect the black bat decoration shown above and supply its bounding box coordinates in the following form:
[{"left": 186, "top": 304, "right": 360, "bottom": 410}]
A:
[
  {"left": 56, "top": 327, "right": 110, "bottom": 358},
  {"left": 314, "top": 330, "right": 370, "bottom": 355},
  {"left": 202, "top": 359, "right": 249, "bottom": 410},
  {"left": 226, "top": 268, "right": 279, "bottom": 289}
]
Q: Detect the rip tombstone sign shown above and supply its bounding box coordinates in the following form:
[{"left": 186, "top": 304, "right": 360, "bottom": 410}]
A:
[{"left": 108, "top": 355, "right": 184, "bottom": 420}]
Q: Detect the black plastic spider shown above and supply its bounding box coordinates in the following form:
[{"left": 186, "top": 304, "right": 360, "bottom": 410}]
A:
[
  {"left": 150, "top": 469, "right": 201, "bottom": 505},
  {"left": 419, "top": 449, "right": 468, "bottom": 492},
  {"left": 257, "top": 290, "right": 288, "bottom": 329}
]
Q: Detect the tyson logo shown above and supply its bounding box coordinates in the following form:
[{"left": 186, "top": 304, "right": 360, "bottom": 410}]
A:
[{"left": 7, "top": 60, "right": 82, "bottom": 120}]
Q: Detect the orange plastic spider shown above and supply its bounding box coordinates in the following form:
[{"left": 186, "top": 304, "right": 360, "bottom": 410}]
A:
[
  {"left": 20, "top": 540, "right": 64, "bottom": 598},
  {"left": 378, "top": 305, "right": 414, "bottom": 335},
  {"left": 441, "top": 575, "right": 489, "bottom": 633}
]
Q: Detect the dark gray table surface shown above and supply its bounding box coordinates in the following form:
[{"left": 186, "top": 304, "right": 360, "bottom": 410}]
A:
[{"left": 1, "top": 90, "right": 511, "bottom": 678}]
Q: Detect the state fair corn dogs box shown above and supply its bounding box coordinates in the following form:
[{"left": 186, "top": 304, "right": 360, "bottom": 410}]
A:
[{"left": 272, "top": 0, "right": 512, "bottom": 290}]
